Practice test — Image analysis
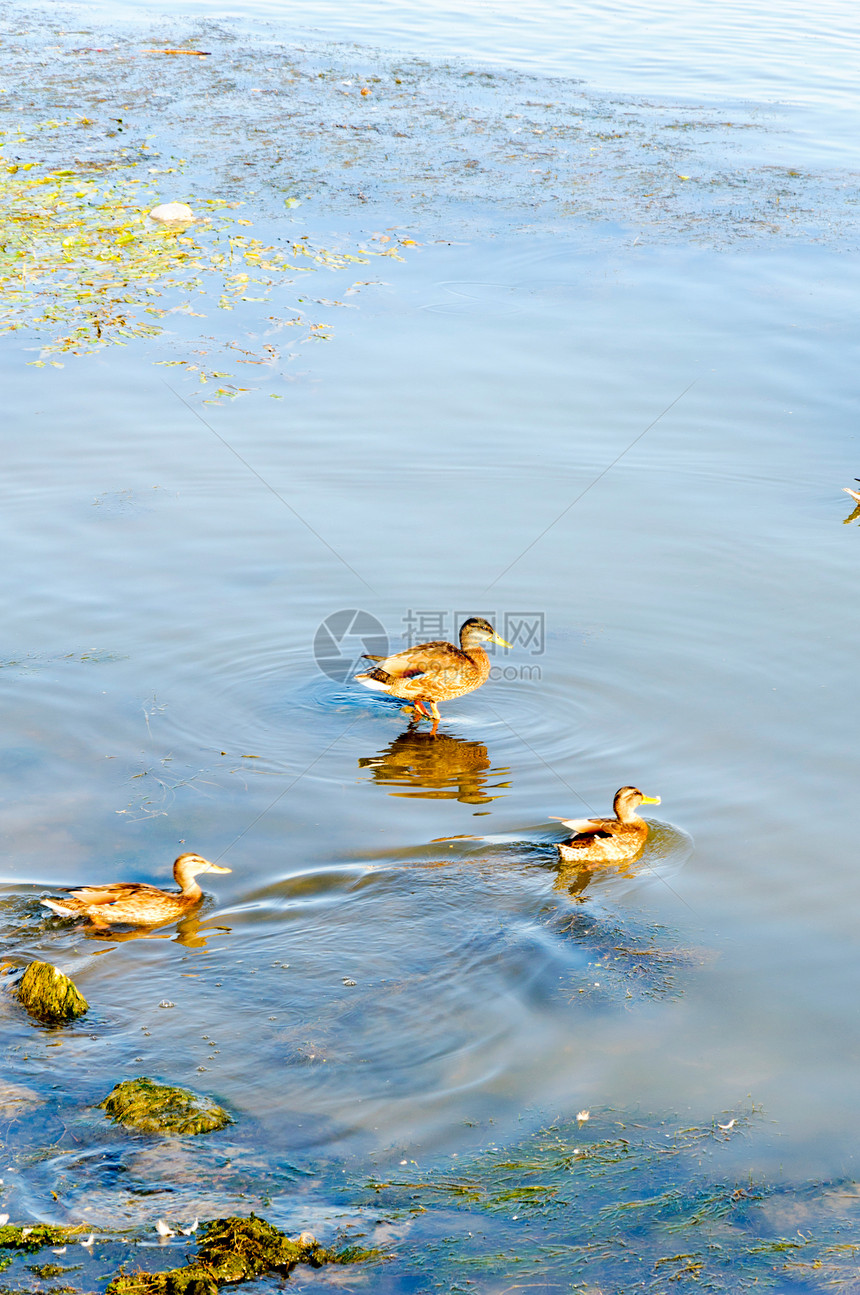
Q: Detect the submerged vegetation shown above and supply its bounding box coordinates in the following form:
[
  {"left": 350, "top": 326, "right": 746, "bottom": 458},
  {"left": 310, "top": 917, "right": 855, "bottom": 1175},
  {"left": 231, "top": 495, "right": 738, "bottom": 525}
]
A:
[
  {"left": 100, "top": 1078, "right": 232, "bottom": 1136},
  {"left": 345, "top": 1107, "right": 860, "bottom": 1292},
  {"left": 0, "top": 1122, "right": 859, "bottom": 1294}
]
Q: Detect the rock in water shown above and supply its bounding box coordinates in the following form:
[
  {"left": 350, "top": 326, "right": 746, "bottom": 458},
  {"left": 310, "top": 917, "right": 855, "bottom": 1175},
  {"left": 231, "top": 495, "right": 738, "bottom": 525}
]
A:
[
  {"left": 16, "top": 961, "right": 89, "bottom": 1023},
  {"left": 100, "top": 1078, "right": 231, "bottom": 1136},
  {"left": 149, "top": 202, "right": 195, "bottom": 223}
]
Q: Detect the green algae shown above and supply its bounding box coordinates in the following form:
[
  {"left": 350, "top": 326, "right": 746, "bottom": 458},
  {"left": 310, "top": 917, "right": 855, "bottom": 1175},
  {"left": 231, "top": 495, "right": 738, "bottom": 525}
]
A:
[
  {"left": 27, "top": 1262, "right": 81, "bottom": 1278},
  {"left": 108, "top": 1268, "right": 218, "bottom": 1295},
  {"left": 99, "top": 1078, "right": 231, "bottom": 1136},
  {"left": 344, "top": 1107, "right": 860, "bottom": 1291},
  {"left": 0, "top": 118, "right": 396, "bottom": 400},
  {"left": 0, "top": 1225, "right": 87, "bottom": 1252},
  {"left": 106, "top": 1214, "right": 381, "bottom": 1294},
  {"left": 15, "top": 961, "right": 88, "bottom": 1023}
]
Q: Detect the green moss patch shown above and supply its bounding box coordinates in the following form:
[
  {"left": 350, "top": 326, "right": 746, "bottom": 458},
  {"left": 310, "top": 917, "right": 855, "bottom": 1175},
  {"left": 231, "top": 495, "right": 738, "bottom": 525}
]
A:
[
  {"left": 108, "top": 1267, "right": 218, "bottom": 1295},
  {"left": 100, "top": 1078, "right": 231, "bottom": 1136},
  {"left": 106, "top": 1214, "right": 380, "bottom": 1293},
  {"left": 15, "top": 961, "right": 88, "bottom": 1023},
  {"left": 27, "top": 1261, "right": 81, "bottom": 1278},
  {"left": 0, "top": 1224, "right": 87, "bottom": 1252}
]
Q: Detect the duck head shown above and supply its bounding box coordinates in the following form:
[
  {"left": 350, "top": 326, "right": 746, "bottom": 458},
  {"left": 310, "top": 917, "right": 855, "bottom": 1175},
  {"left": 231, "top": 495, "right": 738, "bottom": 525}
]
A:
[
  {"left": 459, "top": 617, "right": 512, "bottom": 650},
  {"left": 613, "top": 786, "right": 661, "bottom": 822},
  {"left": 173, "top": 853, "right": 232, "bottom": 884}
]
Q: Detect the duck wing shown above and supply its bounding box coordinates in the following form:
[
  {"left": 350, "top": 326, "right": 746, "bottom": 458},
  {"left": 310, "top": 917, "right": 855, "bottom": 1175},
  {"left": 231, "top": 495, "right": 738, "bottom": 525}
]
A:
[
  {"left": 63, "top": 882, "right": 168, "bottom": 907},
  {"left": 548, "top": 815, "right": 608, "bottom": 834},
  {"left": 367, "top": 641, "right": 465, "bottom": 681}
]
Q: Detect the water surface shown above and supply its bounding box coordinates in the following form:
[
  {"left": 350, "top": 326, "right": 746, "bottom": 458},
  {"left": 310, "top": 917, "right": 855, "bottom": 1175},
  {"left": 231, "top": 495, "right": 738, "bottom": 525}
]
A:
[{"left": 1, "top": 1, "right": 859, "bottom": 1288}]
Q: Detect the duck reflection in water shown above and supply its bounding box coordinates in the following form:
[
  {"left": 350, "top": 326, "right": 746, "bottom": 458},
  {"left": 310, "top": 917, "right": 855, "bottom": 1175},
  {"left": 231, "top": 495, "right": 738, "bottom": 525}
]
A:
[
  {"left": 358, "top": 725, "right": 510, "bottom": 805},
  {"left": 554, "top": 854, "right": 644, "bottom": 902},
  {"left": 81, "top": 911, "right": 228, "bottom": 950},
  {"left": 843, "top": 483, "right": 860, "bottom": 523}
]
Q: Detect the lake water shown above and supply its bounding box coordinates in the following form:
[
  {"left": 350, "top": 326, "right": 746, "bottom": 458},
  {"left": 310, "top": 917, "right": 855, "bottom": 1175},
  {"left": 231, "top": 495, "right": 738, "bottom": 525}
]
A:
[{"left": 2, "top": 0, "right": 860, "bottom": 1289}]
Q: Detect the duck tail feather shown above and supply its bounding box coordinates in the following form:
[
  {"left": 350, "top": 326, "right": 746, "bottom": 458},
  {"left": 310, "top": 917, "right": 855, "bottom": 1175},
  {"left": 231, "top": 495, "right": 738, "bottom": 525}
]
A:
[
  {"left": 355, "top": 671, "right": 393, "bottom": 692},
  {"left": 41, "top": 897, "right": 76, "bottom": 916}
]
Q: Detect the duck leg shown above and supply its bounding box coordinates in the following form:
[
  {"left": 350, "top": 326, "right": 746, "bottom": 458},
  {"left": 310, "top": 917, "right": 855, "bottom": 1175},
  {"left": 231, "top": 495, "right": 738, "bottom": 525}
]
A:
[{"left": 412, "top": 700, "right": 432, "bottom": 721}]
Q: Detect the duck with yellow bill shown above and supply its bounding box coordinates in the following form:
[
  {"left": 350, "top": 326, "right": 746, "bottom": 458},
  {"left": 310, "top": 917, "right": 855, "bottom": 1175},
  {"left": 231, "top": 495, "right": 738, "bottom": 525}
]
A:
[
  {"left": 41, "top": 853, "right": 231, "bottom": 928},
  {"left": 354, "top": 616, "right": 511, "bottom": 728},
  {"left": 549, "top": 787, "right": 661, "bottom": 865}
]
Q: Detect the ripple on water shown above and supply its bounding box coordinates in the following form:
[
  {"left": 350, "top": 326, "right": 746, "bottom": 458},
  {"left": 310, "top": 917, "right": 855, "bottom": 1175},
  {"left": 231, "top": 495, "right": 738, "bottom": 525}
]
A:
[{"left": 137, "top": 624, "right": 607, "bottom": 794}]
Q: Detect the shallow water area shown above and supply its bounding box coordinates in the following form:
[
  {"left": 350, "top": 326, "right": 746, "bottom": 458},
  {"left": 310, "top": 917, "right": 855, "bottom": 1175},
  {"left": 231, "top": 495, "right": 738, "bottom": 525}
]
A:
[{"left": 2, "top": 2, "right": 860, "bottom": 1290}]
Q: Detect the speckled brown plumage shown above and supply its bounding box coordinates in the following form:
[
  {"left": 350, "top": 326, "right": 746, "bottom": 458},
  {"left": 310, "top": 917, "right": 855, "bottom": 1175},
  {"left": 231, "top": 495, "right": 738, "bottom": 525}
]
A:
[
  {"left": 355, "top": 616, "right": 511, "bottom": 725},
  {"left": 41, "top": 853, "right": 231, "bottom": 927},
  {"left": 549, "top": 787, "right": 661, "bottom": 865}
]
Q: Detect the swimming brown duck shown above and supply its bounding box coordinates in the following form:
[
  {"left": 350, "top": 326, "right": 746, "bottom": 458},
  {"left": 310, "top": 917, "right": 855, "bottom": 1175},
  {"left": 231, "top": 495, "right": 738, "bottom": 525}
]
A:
[
  {"left": 549, "top": 787, "right": 661, "bottom": 865},
  {"left": 354, "top": 617, "right": 511, "bottom": 727},
  {"left": 41, "top": 853, "right": 231, "bottom": 928}
]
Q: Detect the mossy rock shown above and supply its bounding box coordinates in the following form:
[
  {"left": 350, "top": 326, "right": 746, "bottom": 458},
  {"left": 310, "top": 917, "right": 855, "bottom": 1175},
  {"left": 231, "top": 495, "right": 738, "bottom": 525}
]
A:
[
  {"left": 16, "top": 961, "right": 88, "bottom": 1023},
  {"left": 100, "top": 1078, "right": 231, "bottom": 1136},
  {"left": 106, "top": 1215, "right": 379, "bottom": 1294}
]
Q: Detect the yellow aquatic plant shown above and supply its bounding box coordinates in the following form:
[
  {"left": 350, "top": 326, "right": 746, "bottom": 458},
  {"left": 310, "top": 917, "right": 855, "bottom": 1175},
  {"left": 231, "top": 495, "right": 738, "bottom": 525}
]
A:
[{"left": 0, "top": 119, "right": 402, "bottom": 394}]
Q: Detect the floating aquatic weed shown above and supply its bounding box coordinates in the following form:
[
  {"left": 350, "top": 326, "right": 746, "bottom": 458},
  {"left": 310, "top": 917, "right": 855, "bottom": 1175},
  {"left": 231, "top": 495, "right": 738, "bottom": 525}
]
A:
[
  {"left": 0, "top": 118, "right": 397, "bottom": 397},
  {"left": 26, "top": 1261, "right": 82, "bottom": 1278},
  {"left": 0, "top": 1224, "right": 90, "bottom": 1253},
  {"left": 105, "top": 1214, "right": 382, "bottom": 1294}
]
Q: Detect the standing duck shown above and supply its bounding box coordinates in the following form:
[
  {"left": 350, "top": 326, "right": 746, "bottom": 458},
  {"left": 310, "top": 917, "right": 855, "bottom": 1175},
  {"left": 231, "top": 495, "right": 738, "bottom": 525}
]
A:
[
  {"left": 354, "top": 617, "right": 511, "bottom": 728},
  {"left": 41, "top": 853, "right": 231, "bottom": 928},
  {"left": 549, "top": 787, "right": 661, "bottom": 865}
]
